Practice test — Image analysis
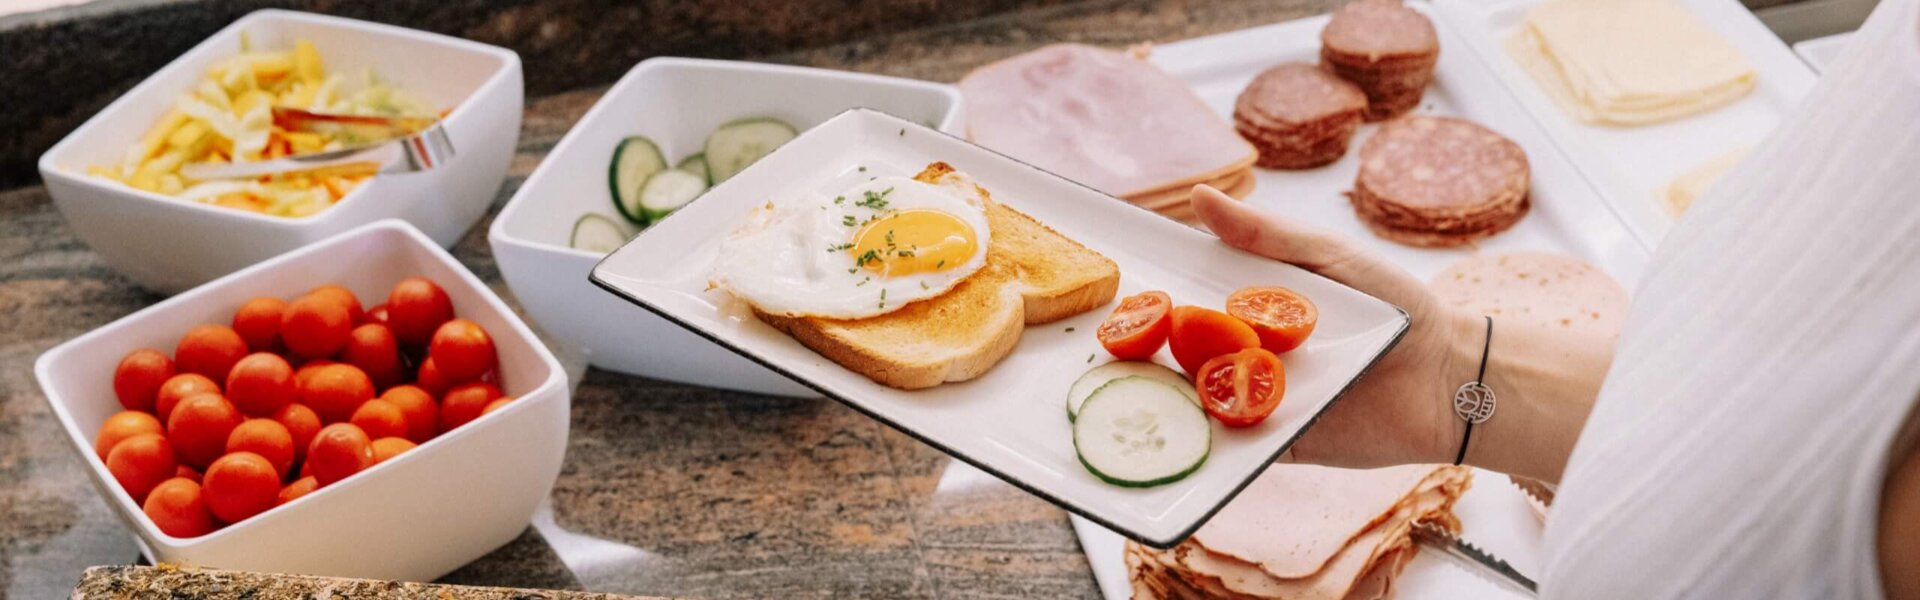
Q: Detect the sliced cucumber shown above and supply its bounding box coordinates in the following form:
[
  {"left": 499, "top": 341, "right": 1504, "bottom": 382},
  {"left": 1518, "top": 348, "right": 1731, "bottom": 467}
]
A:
[
  {"left": 1073, "top": 376, "right": 1211, "bottom": 488},
  {"left": 677, "top": 152, "right": 710, "bottom": 183},
  {"left": 1068, "top": 361, "right": 1196, "bottom": 422},
  {"left": 570, "top": 213, "right": 630, "bottom": 254},
  {"left": 705, "top": 118, "right": 798, "bottom": 183},
  {"left": 609, "top": 136, "right": 668, "bottom": 225},
  {"left": 637, "top": 169, "right": 709, "bottom": 222}
]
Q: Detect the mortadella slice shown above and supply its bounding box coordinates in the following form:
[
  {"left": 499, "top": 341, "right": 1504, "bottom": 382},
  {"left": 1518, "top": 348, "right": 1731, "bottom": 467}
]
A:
[{"left": 960, "top": 44, "right": 1257, "bottom": 200}]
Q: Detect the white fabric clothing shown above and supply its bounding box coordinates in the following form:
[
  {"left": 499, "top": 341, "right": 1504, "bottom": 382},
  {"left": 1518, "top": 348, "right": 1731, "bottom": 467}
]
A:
[{"left": 1541, "top": 0, "right": 1920, "bottom": 597}]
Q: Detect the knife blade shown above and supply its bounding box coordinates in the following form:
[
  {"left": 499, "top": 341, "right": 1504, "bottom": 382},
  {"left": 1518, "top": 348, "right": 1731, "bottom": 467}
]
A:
[{"left": 1410, "top": 521, "right": 1539, "bottom": 597}]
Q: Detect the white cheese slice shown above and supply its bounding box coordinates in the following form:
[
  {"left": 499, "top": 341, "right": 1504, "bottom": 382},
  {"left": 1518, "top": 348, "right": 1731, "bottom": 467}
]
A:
[{"left": 1506, "top": 0, "right": 1756, "bottom": 126}]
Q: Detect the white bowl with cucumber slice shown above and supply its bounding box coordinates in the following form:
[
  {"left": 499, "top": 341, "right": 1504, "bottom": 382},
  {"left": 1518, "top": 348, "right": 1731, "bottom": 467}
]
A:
[{"left": 489, "top": 57, "right": 961, "bottom": 396}]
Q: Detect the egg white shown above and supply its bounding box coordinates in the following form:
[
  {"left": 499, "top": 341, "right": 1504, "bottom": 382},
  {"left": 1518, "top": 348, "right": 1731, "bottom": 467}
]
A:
[{"left": 713, "top": 175, "right": 992, "bottom": 319}]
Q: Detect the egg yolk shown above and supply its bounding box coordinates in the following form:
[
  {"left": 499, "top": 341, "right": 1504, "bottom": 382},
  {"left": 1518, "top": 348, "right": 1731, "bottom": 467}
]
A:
[{"left": 849, "top": 209, "right": 978, "bottom": 277}]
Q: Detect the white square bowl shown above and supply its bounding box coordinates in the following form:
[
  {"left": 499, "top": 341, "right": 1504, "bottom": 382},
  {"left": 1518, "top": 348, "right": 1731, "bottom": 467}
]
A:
[
  {"left": 33, "top": 220, "right": 569, "bottom": 582},
  {"left": 488, "top": 57, "right": 961, "bottom": 396},
  {"left": 37, "top": 9, "right": 524, "bottom": 295},
  {"left": 591, "top": 109, "right": 1408, "bottom": 546}
]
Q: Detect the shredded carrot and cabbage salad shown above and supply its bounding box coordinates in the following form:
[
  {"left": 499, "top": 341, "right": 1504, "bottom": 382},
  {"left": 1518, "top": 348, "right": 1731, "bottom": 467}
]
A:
[{"left": 89, "top": 37, "right": 442, "bottom": 217}]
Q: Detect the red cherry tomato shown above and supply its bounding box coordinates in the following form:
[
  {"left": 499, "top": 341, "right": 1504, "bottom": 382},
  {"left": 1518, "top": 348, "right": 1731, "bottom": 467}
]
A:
[
  {"left": 225, "top": 353, "right": 295, "bottom": 417},
  {"left": 231, "top": 296, "right": 288, "bottom": 352},
  {"left": 1096, "top": 291, "right": 1173, "bottom": 360},
  {"left": 439, "top": 382, "right": 502, "bottom": 433},
  {"left": 339, "top": 323, "right": 404, "bottom": 389},
  {"left": 144, "top": 478, "right": 215, "bottom": 538},
  {"left": 1194, "top": 348, "right": 1285, "bottom": 428},
  {"left": 281, "top": 295, "right": 353, "bottom": 359},
  {"left": 106, "top": 432, "right": 176, "bottom": 503},
  {"left": 174, "top": 325, "right": 248, "bottom": 382},
  {"left": 273, "top": 403, "right": 322, "bottom": 463},
  {"left": 226, "top": 418, "right": 296, "bottom": 478},
  {"left": 154, "top": 373, "right": 220, "bottom": 423},
  {"left": 386, "top": 277, "right": 455, "bottom": 347},
  {"left": 203, "top": 452, "right": 281, "bottom": 523},
  {"left": 298, "top": 363, "right": 375, "bottom": 424},
  {"left": 307, "top": 423, "right": 373, "bottom": 486},
  {"left": 167, "top": 394, "right": 244, "bottom": 470},
  {"left": 1168, "top": 306, "right": 1261, "bottom": 375},
  {"left": 428, "top": 319, "right": 496, "bottom": 384},
  {"left": 415, "top": 358, "right": 450, "bottom": 398},
  {"left": 113, "top": 348, "right": 175, "bottom": 413},
  {"left": 307, "top": 284, "right": 365, "bottom": 324},
  {"left": 1224, "top": 286, "right": 1319, "bottom": 354}
]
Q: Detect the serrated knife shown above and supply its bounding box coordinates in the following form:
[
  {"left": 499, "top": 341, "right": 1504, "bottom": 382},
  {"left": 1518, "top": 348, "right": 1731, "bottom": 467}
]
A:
[{"left": 1411, "top": 521, "right": 1539, "bottom": 597}]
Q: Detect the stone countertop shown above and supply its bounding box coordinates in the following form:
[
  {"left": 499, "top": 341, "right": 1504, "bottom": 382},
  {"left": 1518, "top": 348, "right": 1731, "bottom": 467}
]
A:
[
  {"left": 0, "top": 0, "right": 1556, "bottom": 597},
  {"left": 71, "top": 566, "right": 673, "bottom": 599}
]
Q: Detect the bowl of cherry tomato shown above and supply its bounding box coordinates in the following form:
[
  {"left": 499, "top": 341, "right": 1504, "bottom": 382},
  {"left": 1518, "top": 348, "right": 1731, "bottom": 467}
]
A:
[{"left": 33, "top": 220, "right": 568, "bottom": 582}]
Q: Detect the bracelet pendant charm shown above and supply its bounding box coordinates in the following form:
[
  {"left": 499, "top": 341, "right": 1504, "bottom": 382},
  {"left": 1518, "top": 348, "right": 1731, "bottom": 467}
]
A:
[{"left": 1453, "top": 381, "right": 1496, "bottom": 424}]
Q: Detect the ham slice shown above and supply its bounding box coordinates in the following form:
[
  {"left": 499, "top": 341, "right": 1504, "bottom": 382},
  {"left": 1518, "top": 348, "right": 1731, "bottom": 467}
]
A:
[
  {"left": 1127, "top": 464, "right": 1473, "bottom": 600},
  {"left": 960, "top": 44, "right": 1257, "bottom": 200}
]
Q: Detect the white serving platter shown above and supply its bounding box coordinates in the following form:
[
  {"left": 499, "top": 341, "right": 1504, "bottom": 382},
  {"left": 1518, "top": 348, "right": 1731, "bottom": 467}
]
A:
[
  {"left": 591, "top": 108, "right": 1411, "bottom": 546},
  {"left": 1074, "top": 468, "right": 1543, "bottom": 600},
  {"left": 1434, "top": 0, "right": 1818, "bottom": 249},
  {"left": 1067, "top": 5, "right": 1661, "bottom": 595}
]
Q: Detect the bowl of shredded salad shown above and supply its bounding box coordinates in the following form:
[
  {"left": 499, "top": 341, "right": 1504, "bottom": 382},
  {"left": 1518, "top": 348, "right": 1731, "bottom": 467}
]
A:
[{"left": 39, "top": 10, "right": 523, "bottom": 293}]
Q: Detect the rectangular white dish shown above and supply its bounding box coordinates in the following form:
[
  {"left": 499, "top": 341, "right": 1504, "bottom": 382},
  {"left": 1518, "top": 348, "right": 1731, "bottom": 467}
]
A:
[
  {"left": 38, "top": 10, "right": 523, "bottom": 294},
  {"left": 489, "top": 57, "right": 962, "bottom": 396},
  {"left": 1434, "top": 0, "right": 1818, "bottom": 249},
  {"left": 590, "top": 108, "right": 1411, "bottom": 546}
]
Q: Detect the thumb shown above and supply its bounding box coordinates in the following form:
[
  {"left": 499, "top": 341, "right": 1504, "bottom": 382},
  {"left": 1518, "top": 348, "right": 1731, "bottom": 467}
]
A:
[{"left": 1190, "top": 184, "right": 1428, "bottom": 307}]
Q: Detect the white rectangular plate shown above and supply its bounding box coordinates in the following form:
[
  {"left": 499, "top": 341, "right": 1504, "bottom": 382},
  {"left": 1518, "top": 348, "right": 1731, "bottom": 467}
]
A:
[
  {"left": 1074, "top": 7, "right": 1657, "bottom": 597},
  {"left": 590, "top": 108, "right": 1410, "bottom": 546},
  {"left": 1435, "top": 0, "right": 1818, "bottom": 249}
]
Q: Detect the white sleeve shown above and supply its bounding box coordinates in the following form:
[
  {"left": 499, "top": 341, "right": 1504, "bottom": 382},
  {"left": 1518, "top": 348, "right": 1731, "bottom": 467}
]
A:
[{"left": 1540, "top": 0, "right": 1920, "bottom": 598}]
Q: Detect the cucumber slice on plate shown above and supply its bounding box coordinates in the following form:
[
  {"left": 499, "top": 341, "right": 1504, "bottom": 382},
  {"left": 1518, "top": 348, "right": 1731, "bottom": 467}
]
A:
[
  {"left": 1067, "top": 361, "right": 1196, "bottom": 422},
  {"left": 1073, "top": 376, "right": 1211, "bottom": 488},
  {"left": 609, "top": 136, "right": 668, "bottom": 225},
  {"left": 705, "top": 118, "right": 798, "bottom": 183},
  {"left": 570, "top": 213, "right": 630, "bottom": 254},
  {"left": 677, "top": 152, "right": 710, "bottom": 183},
  {"left": 637, "top": 169, "right": 710, "bottom": 222}
]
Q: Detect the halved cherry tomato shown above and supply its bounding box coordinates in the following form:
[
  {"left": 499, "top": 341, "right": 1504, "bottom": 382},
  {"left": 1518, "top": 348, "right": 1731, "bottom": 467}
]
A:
[
  {"left": 1225, "top": 286, "right": 1318, "bottom": 354},
  {"left": 1097, "top": 291, "right": 1173, "bottom": 360},
  {"left": 1195, "top": 348, "right": 1285, "bottom": 428},
  {"left": 1168, "top": 306, "right": 1260, "bottom": 375}
]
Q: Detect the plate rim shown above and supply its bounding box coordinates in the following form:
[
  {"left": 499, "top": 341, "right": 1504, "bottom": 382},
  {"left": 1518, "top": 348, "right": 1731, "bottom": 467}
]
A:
[{"left": 588, "top": 106, "right": 1411, "bottom": 547}]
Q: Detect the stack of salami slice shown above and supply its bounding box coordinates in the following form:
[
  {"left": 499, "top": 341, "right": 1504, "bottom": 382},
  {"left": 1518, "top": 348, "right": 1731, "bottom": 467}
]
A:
[
  {"left": 1127, "top": 464, "right": 1473, "bottom": 600},
  {"left": 959, "top": 44, "right": 1259, "bottom": 223}
]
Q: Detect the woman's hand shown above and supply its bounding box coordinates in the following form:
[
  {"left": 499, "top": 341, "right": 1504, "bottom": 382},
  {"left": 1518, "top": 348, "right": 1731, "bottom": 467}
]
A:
[{"left": 1191, "top": 184, "right": 1475, "bottom": 469}]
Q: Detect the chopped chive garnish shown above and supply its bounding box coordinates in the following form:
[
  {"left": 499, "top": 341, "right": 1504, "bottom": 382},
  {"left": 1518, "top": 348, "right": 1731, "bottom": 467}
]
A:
[
  {"left": 835, "top": 196, "right": 845, "bottom": 204},
  {"left": 920, "top": 281, "right": 929, "bottom": 289},
  {"left": 896, "top": 250, "right": 914, "bottom": 258},
  {"left": 898, "top": 128, "right": 905, "bottom": 136},
  {"left": 935, "top": 259, "right": 946, "bottom": 268},
  {"left": 843, "top": 215, "right": 856, "bottom": 227},
  {"left": 1065, "top": 327, "right": 1075, "bottom": 332},
  {"left": 858, "top": 166, "right": 867, "bottom": 172},
  {"left": 826, "top": 243, "right": 853, "bottom": 252},
  {"left": 1086, "top": 354, "right": 1095, "bottom": 363}
]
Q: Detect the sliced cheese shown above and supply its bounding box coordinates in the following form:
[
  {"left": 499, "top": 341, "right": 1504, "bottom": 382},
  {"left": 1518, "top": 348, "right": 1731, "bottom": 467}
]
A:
[{"left": 1506, "top": 0, "right": 1756, "bottom": 126}]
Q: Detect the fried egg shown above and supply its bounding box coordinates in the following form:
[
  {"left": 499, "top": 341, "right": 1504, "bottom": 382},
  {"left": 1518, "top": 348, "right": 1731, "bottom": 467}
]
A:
[{"left": 713, "top": 174, "right": 992, "bottom": 319}]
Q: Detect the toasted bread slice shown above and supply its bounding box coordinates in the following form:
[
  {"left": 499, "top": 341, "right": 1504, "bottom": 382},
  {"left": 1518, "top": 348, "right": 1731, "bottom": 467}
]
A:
[{"left": 753, "top": 163, "right": 1121, "bottom": 390}]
